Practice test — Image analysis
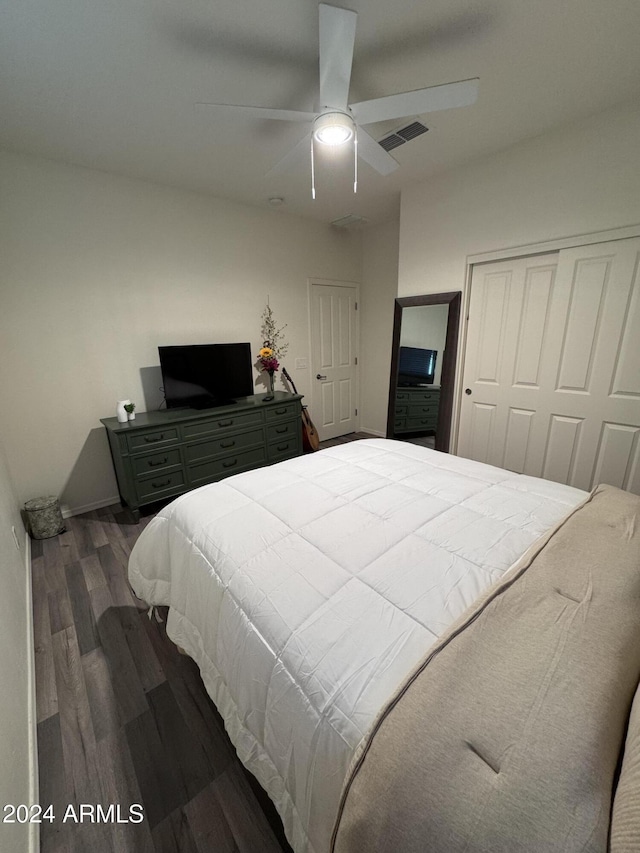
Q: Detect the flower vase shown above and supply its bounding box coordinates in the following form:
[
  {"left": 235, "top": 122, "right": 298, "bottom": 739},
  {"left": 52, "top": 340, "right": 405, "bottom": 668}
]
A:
[
  {"left": 267, "top": 371, "right": 275, "bottom": 395},
  {"left": 128, "top": 411, "right": 136, "bottom": 421}
]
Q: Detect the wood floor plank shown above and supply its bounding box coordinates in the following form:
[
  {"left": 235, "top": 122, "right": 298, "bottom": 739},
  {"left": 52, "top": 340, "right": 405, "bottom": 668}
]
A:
[
  {"left": 67, "top": 515, "right": 94, "bottom": 559},
  {"left": 184, "top": 784, "right": 239, "bottom": 853},
  {"left": 43, "top": 536, "right": 67, "bottom": 593},
  {"left": 212, "top": 764, "right": 284, "bottom": 853},
  {"left": 98, "top": 543, "right": 145, "bottom": 611},
  {"left": 37, "top": 713, "right": 71, "bottom": 853},
  {"left": 94, "top": 546, "right": 166, "bottom": 692},
  {"left": 138, "top": 616, "right": 235, "bottom": 775},
  {"left": 48, "top": 585, "right": 74, "bottom": 635},
  {"left": 89, "top": 585, "right": 149, "bottom": 725},
  {"left": 51, "top": 626, "right": 114, "bottom": 851},
  {"left": 65, "top": 561, "right": 101, "bottom": 655},
  {"left": 95, "top": 727, "right": 156, "bottom": 853},
  {"left": 79, "top": 553, "right": 107, "bottom": 591},
  {"left": 125, "top": 708, "right": 186, "bottom": 830},
  {"left": 58, "top": 528, "right": 80, "bottom": 566},
  {"left": 81, "top": 647, "right": 121, "bottom": 742},
  {"left": 32, "top": 556, "right": 58, "bottom": 721},
  {"left": 88, "top": 518, "right": 109, "bottom": 549},
  {"left": 147, "top": 681, "right": 217, "bottom": 802},
  {"left": 152, "top": 808, "right": 200, "bottom": 853},
  {"left": 51, "top": 626, "right": 98, "bottom": 797}
]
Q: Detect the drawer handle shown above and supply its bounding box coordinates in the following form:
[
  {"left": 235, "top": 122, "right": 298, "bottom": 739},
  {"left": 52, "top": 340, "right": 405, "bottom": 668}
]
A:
[
  {"left": 151, "top": 479, "right": 171, "bottom": 489},
  {"left": 275, "top": 407, "right": 288, "bottom": 414},
  {"left": 144, "top": 434, "right": 164, "bottom": 443},
  {"left": 218, "top": 419, "right": 233, "bottom": 427},
  {"left": 277, "top": 443, "right": 289, "bottom": 452},
  {"left": 275, "top": 426, "right": 288, "bottom": 434},
  {"left": 220, "top": 440, "right": 236, "bottom": 449},
  {"left": 223, "top": 458, "right": 237, "bottom": 469},
  {"left": 148, "top": 457, "right": 168, "bottom": 467}
]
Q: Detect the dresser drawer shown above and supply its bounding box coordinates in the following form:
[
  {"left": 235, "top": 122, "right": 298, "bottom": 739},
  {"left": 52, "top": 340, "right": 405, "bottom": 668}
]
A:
[
  {"left": 127, "top": 427, "right": 180, "bottom": 453},
  {"left": 266, "top": 419, "right": 299, "bottom": 442},
  {"left": 394, "top": 404, "right": 408, "bottom": 416},
  {"left": 135, "top": 470, "right": 186, "bottom": 503},
  {"left": 406, "top": 415, "right": 437, "bottom": 431},
  {"left": 184, "top": 427, "right": 264, "bottom": 464},
  {"left": 408, "top": 391, "right": 439, "bottom": 404},
  {"left": 394, "top": 417, "right": 406, "bottom": 430},
  {"left": 265, "top": 402, "right": 298, "bottom": 422},
  {"left": 182, "top": 410, "right": 263, "bottom": 440},
  {"left": 187, "top": 446, "right": 267, "bottom": 487},
  {"left": 268, "top": 435, "right": 300, "bottom": 462},
  {"left": 408, "top": 403, "right": 439, "bottom": 417},
  {"left": 132, "top": 447, "right": 183, "bottom": 477}
]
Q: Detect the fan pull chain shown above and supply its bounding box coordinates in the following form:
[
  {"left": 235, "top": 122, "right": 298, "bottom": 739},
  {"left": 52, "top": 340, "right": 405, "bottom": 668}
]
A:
[
  {"left": 354, "top": 126, "right": 358, "bottom": 194},
  {"left": 311, "top": 135, "right": 316, "bottom": 200}
]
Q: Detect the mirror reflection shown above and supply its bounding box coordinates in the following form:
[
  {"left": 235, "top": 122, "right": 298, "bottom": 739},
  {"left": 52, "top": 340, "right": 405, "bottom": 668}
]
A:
[
  {"left": 393, "top": 304, "right": 449, "bottom": 449},
  {"left": 387, "top": 293, "right": 461, "bottom": 454}
]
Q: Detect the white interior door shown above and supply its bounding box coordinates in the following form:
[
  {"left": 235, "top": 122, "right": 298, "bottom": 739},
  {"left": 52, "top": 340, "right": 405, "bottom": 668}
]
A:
[
  {"left": 458, "top": 238, "right": 640, "bottom": 494},
  {"left": 310, "top": 282, "right": 358, "bottom": 441}
]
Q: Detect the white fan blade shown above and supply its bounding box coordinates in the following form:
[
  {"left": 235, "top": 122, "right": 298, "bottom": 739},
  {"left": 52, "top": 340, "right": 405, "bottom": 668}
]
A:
[
  {"left": 356, "top": 128, "right": 399, "bottom": 176},
  {"left": 319, "top": 3, "right": 357, "bottom": 110},
  {"left": 350, "top": 77, "right": 479, "bottom": 126},
  {"left": 265, "top": 132, "right": 311, "bottom": 180},
  {"left": 195, "top": 103, "right": 315, "bottom": 123}
]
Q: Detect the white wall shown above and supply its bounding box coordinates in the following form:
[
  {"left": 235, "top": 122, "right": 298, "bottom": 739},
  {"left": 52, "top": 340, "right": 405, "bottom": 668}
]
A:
[
  {"left": 0, "top": 431, "right": 35, "bottom": 853},
  {"left": 399, "top": 304, "right": 449, "bottom": 386},
  {"left": 399, "top": 99, "right": 640, "bottom": 442},
  {"left": 400, "top": 99, "right": 640, "bottom": 297},
  {"left": 0, "top": 150, "right": 362, "bottom": 512},
  {"left": 360, "top": 220, "right": 400, "bottom": 436}
]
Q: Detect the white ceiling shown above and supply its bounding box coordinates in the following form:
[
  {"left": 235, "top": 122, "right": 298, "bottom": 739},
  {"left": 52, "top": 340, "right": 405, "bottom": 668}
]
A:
[{"left": 2, "top": 0, "right": 640, "bottom": 226}]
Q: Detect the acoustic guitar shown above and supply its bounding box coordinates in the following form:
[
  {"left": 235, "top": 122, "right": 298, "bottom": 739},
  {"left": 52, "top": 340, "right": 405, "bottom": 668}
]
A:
[{"left": 282, "top": 367, "right": 320, "bottom": 453}]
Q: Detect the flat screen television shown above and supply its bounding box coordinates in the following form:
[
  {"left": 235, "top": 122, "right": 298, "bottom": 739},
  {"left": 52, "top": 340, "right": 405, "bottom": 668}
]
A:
[
  {"left": 159, "top": 343, "right": 254, "bottom": 409},
  {"left": 398, "top": 346, "right": 438, "bottom": 386}
]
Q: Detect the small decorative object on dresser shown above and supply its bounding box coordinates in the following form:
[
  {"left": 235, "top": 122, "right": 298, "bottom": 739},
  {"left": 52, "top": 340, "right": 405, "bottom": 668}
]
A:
[
  {"left": 116, "top": 399, "right": 131, "bottom": 423},
  {"left": 124, "top": 401, "right": 136, "bottom": 421}
]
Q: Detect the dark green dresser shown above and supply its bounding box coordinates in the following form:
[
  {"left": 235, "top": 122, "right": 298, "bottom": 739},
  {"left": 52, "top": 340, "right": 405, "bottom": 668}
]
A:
[
  {"left": 393, "top": 386, "right": 440, "bottom": 434},
  {"left": 101, "top": 392, "right": 303, "bottom": 520}
]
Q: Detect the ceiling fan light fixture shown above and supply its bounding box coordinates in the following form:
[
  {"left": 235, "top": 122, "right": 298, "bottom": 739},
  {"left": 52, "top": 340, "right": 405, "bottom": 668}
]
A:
[{"left": 313, "top": 112, "right": 354, "bottom": 145}]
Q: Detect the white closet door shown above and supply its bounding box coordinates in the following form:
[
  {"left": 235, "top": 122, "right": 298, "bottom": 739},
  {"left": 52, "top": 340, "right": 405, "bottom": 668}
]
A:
[{"left": 458, "top": 238, "right": 640, "bottom": 494}]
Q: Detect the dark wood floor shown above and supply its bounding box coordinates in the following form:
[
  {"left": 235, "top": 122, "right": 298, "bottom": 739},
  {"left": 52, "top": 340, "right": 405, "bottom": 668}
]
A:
[
  {"left": 32, "top": 430, "right": 433, "bottom": 851},
  {"left": 32, "top": 505, "right": 292, "bottom": 853}
]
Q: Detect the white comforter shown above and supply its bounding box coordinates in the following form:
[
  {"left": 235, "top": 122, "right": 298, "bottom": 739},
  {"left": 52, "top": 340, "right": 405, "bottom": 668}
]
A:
[{"left": 128, "top": 439, "right": 586, "bottom": 852}]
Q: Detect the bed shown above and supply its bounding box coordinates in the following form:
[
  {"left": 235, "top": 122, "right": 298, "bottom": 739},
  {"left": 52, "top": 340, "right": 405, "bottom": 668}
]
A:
[{"left": 128, "top": 438, "right": 591, "bottom": 852}]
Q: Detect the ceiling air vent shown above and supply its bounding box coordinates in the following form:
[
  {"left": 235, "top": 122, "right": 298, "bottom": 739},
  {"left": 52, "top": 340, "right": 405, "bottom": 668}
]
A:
[
  {"left": 378, "top": 121, "right": 429, "bottom": 151},
  {"left": 331, "top": 214, "right": 369, "bottom": 229}
]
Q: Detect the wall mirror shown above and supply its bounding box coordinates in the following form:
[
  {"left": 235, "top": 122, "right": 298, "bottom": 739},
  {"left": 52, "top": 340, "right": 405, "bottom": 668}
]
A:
[{"left": 386, "top": 292, "right": 461, "bottom": 453}]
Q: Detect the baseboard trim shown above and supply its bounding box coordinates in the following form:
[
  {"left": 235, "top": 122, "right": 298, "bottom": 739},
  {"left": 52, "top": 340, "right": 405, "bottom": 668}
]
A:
[
  {"left": 24, "top": 531, "right": 39, "bottom": 853},
  {"left": 61, "top": 495, "right": 120, "bottom": 518},
  {"left": 359, "top": 428, "right": 386, "bottom": 438}
]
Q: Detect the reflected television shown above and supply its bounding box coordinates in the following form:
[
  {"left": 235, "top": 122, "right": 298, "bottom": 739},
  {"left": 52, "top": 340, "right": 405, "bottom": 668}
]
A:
[
  {"left": 398, "top": 346, "right": 437, "bottom": 386},
  {"left": 159, "top": 343, "right": 253, "bottom": 409}
]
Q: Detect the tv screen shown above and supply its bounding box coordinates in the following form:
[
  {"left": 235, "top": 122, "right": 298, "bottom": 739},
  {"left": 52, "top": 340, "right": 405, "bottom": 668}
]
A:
[
  {"left": 398, "top": 346, "right": 437, "bottom": 386},
  {"left": 159, "top": 343, "right": 254, "bottom": 409}
]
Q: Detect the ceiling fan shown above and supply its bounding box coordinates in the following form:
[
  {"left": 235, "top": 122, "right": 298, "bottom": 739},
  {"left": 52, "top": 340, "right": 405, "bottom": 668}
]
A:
[{"left": 196, "top": 3, "right": 479, "bottom": 195}]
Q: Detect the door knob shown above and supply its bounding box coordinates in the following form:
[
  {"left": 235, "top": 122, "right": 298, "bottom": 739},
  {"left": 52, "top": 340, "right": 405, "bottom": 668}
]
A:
[
  {"left": 316, "top": 374, "right": 327, "bottom": 380},
  {"left": 465, "top": 388, "right": 472, "bottom": 395}
]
